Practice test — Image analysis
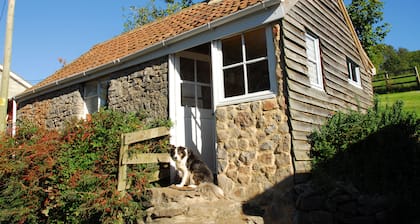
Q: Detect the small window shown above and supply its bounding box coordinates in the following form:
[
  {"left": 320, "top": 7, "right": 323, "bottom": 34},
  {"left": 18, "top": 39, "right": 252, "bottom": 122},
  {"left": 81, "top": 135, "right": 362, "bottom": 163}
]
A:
[
  {"left": 305, "top": 33, "right": 323, "bottom": 90},
  {"left": 84, "top": 80, "right": 108, "bottom": 115},
  {"left": 221, "top": 27, "right": 271, "bottom": 98},
  {"left": 347, "top": 58, "right": 361, "bottom": 87}
]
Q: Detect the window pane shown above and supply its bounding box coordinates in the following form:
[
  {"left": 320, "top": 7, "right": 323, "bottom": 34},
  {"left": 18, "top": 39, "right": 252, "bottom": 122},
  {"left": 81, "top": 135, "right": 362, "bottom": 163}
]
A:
[
  {"left": 245, "top": 28, "right": 267, "bottom": 60},
  {"left": 197, "top": 85, "right": 212, "bottom": 109},
  {"left": 181, "top": 83, "right": 195, "bottom": 107},
  {"left": 85, "top": 97, "right": 98, "bottom": 114},
  {"left": 222, "top": 35, "right": 243, "bottom": 66},
  {"left": 352, "top": 66, "right": 358, "bottom": 82},
  {"left": 85, "top": 82, "right": 97, "bottom": 97},
  {"left": 247, "top": 60, "right": 270, "bottom": 93},
  {"left": 180, "top": 57, "right": 195, "bottom": 81},
  {"left": 305, "top": 37, "right": 316, "bottom": 61},
  {"left": 224, "top": 66, "right": 245, "bottom": 97},
  {"left": 99, "top": 81, "right": 108, "bottom": 108},
  {"left": 197, "top": 60, "right": 211, "bottom": 84},
  {"left": 307, "top": 61, "right": 318, "bottom": 84}
]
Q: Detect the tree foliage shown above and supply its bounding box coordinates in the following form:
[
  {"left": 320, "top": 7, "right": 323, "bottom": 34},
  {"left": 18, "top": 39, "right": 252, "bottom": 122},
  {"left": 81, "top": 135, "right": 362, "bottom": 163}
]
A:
[
  {"left": 373, "top": 44, "right": 420, "bottom": 74},
  {"left": 123, "top": 0, "right": 194, "bottom": 32},
  {"left": 346, "top": 0, "right": 390, "bottom": 57}
]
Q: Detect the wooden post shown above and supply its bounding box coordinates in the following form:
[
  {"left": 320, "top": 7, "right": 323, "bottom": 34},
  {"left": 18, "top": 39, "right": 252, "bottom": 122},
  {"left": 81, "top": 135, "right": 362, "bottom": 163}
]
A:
[
  {"left": 117, "top": 134, "right": 128, "bottom": 193},
  {"left": 414, "top": 66, "right": 420, "bottom": 88},
  {"left": 0, "top": 0, "right": 16, "bottom": 133}
]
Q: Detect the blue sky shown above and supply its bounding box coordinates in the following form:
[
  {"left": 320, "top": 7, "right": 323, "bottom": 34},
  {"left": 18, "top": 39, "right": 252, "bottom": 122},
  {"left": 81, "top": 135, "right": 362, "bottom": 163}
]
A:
[{"left": 0, "top": 0, "right": 419, "bottom": 85}]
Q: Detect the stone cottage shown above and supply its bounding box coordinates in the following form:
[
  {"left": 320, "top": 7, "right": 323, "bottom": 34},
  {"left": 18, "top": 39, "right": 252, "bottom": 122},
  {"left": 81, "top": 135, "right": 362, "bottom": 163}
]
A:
[{"left": 15, "top": 0, "right": 375, "bottom": 201}]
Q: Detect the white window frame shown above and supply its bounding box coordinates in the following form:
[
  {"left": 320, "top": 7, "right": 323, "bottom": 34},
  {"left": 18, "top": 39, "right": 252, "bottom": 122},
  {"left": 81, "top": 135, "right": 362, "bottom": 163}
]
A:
[
  {"left": 347, "top": 58, "right": 362, "bottom": 88},
  {"left": 305, "top": 33, "right": 324, "bottom": 90},
  {"left": 83, "top": 79, "right": 108, "bottom": 116},
  {"left": 211, "top": 26, "right": 277, "bottom": 106}
]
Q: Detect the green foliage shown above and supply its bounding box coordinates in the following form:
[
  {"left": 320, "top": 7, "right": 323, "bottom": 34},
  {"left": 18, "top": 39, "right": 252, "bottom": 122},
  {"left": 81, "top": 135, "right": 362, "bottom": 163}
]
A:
[
  {"left": 0, "top": 109, "right": 172, "bottom": 223},
  {"left": 373, "top": 44, "right": 420, "bottom": 74},
  {"left": 346, "top": 0, "right": 390, "bottom": 57},
  {"left": 310, "top": 101, "right": 420, "bottom": 218},
  {"left": 123, "top": 0, "right": 195, "bottom": 32}
]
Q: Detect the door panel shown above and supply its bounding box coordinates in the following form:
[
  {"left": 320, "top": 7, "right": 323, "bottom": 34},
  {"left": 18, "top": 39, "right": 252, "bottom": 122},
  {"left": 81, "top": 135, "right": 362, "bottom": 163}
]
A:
[{"left": 175, "top": 52, "right": 216, "bottom": 172}]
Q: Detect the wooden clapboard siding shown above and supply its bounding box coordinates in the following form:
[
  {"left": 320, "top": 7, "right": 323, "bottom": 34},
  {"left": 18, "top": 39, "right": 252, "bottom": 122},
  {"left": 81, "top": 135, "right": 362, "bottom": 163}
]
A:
[{"left": 281, "top": 0, "right": 374, "bottom": 169}]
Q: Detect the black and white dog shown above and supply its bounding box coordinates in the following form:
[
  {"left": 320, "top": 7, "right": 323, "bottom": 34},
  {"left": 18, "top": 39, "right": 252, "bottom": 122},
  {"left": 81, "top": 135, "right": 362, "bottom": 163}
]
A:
[{"left": 169, "top": 145, "right": 224, "bottom": 198}]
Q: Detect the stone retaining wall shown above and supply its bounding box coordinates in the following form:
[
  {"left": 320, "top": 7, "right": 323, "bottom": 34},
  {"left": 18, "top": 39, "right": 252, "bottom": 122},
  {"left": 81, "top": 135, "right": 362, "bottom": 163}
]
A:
[{"left": 293, "top": 182, "right": 393, "bottom": 224}]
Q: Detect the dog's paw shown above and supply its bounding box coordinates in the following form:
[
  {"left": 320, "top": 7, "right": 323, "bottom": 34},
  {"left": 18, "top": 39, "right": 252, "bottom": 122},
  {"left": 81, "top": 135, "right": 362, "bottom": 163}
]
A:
[{"left": 176, "top": 184, "right": 184, "bottom": 188}]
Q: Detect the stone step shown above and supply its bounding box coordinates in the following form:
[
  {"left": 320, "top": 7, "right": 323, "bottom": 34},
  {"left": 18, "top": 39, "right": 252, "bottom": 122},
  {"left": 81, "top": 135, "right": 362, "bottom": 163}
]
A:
[{"left": 144, "top": 187, "right": 264, "bottom": 224}]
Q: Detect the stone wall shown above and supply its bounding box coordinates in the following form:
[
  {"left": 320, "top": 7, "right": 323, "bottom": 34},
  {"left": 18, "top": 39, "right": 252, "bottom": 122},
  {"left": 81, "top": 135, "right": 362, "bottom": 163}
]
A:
[
  {"left": 215, "top": 23, "right": 294, "bottom": 202},
  {"left": 215, "top": 98, "right": 294, "bottom": 201},
  {"left": 17, "top": 57, "right": 169, "bottom": 130},
  {"left": 17, "top": 85, "right": 85, "bottom": 129},
  {"left": 108, "top": 57, "right": 169, "bottom": 121}
]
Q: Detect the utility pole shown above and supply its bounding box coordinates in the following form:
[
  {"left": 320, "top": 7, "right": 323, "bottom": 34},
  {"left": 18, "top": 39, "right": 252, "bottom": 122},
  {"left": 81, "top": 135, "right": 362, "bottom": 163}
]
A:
[{"left": 0, "top": 0, "right": 16, "bottom": 134}]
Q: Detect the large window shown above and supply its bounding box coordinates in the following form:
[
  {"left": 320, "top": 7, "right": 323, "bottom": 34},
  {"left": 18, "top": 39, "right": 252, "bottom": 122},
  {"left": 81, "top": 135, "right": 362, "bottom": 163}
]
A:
[
  {"left": 347, "top": 57, "right": 361, "bottom": 88},
  {"left": 305, "top": 33, "right": 323, "bottom": 90},
  {"left": 218, "top": 27, "right": 275, "bottom": 102},
  {"left": 84, "top": 80, "right": 108, "bottom": 115}
]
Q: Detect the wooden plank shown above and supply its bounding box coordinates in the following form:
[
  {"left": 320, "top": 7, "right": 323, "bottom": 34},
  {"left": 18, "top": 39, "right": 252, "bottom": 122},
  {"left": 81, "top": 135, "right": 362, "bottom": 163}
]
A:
[
  {"left": 292, "top": 130, "right": 312, "bottom": 141},
  {"left": 294, "top": 149, "right": 311, "bottom": 161},
  {"left": 123, "top": 127, "right": 170, "bottom": 145},
  {"left": 117, "top": 143, "right": 129, "bottom": 192},
  {"left": 124, "top": 153, "right": 170, "bottom": 165},
  {"left": 290, "top": 120, "right": 320, "bottom": 133}
]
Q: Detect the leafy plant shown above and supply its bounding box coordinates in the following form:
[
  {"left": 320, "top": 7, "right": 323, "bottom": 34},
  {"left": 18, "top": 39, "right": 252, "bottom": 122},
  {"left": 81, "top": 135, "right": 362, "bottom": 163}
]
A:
[
  {"left": 0, "top": 109, "right": 172, "bottom": 223},
  {"left": 309, "top": 100, "right": 420, "bottom": 219}
]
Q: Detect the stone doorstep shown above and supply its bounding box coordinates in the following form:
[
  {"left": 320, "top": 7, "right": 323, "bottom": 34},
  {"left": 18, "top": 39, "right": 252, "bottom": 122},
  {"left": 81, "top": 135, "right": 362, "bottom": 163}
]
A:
[{"left": 145, "top": 187, "right": 264, "bottom": 224}]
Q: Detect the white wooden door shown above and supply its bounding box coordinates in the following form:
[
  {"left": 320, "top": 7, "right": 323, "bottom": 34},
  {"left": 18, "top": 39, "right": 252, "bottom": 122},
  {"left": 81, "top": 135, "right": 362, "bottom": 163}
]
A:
[{"left": 174, "top": 52, "right": 216, "bottom": 172}]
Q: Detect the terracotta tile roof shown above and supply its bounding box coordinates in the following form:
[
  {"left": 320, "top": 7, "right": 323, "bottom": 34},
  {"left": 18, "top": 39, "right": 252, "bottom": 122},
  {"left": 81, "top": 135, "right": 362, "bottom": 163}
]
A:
[{"left": 29, "top": 0, "right": 263, "bottom": 92}]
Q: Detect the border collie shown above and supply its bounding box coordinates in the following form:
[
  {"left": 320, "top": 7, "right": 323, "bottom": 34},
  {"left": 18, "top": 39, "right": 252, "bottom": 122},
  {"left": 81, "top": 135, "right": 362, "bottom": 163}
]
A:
[{"left": 169, "top": 145, "right": 224, "bottom": 198}]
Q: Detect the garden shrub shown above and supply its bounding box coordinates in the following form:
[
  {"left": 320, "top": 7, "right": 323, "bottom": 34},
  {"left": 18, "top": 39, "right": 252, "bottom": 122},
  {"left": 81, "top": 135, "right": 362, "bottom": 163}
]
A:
[
  {"left": 0, "top": 109, "right": 172, "bottom": 223},
  {"left": 309, "top": 100, "right": 420, "bottom": 219}
]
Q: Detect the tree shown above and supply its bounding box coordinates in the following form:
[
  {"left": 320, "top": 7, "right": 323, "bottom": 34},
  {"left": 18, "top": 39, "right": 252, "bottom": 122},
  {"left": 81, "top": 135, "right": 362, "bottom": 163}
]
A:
[
  {"left": 123, "top": 0, "right": 194, "bottom": 32},
  {"left": 346, "top": 0, "right": 390, "bottom": 57}
]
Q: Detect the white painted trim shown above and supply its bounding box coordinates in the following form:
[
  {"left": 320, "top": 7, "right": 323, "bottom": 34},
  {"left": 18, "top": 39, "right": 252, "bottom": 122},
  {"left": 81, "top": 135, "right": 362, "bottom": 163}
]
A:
[
  {"left": 212, "top": 26, "right": 278, "bottom": 107},
  {"left": 305, "top": 33, "right": 324, "bottom": 91},
  {"left": 168, "top": 54, "right": 178, "bottom": 146}
]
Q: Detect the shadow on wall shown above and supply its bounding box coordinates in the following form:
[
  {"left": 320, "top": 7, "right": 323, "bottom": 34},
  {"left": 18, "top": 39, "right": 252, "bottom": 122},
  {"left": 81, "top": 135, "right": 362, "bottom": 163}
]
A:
[{"left": 241, "top": 122, "right": 419, "bottom": 224}]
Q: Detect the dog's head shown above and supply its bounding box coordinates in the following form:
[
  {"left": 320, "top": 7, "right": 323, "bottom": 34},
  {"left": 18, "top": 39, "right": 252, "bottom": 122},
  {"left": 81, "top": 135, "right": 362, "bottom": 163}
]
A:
[{"left": 169, "top": 145, "right": 188, "bottom": 161}]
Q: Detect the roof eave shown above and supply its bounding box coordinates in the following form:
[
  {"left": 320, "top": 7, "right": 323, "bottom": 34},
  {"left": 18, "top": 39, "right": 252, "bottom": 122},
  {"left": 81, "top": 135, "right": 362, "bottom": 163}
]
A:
[{"left": 15, "top": 0, "right": 284, "bottom": 102}]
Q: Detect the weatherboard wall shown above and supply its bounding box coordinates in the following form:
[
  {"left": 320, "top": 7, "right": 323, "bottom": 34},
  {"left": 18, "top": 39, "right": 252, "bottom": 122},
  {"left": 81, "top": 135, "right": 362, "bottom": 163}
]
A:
[{"left": 282, "top": 0, "right": 374, "bottom": 173}]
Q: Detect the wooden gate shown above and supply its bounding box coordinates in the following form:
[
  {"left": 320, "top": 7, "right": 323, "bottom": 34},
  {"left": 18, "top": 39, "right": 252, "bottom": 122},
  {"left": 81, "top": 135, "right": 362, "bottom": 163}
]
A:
[{"left": 117, "top": 127, "right": 170, "bottom": 193}]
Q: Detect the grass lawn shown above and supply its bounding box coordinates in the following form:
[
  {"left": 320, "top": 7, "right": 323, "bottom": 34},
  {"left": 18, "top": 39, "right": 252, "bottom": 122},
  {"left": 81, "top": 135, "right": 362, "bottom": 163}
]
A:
[{"left": 376, "top": 90, "right": 420, "bottom": 115}]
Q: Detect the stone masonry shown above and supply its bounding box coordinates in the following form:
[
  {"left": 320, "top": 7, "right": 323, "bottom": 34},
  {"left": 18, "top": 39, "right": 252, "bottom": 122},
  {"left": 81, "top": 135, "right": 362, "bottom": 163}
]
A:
[
  {"left": 17, "top": 85, "right": 85, "bottom": 129},
  {"left": 17, "top": 57, "right": 169, "bottom": 130},
  {"left": 215, "top": 97, "right": 294, "bottom": 202},
  {"left": 108, "top": 57, "right": 169, "bottom": 121}
]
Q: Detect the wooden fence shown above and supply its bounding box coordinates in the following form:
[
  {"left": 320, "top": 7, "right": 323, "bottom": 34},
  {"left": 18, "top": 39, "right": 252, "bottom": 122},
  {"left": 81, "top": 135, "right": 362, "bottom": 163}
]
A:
[
  {"left": 373, "top": 66, "right": 420, "bottom": 93},
  {"left": 117, "top": 127, "right": 170, "bottom": 193}
]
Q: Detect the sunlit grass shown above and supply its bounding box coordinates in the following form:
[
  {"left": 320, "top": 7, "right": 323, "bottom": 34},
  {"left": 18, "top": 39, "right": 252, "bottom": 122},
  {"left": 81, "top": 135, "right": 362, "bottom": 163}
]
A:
[{"left": 376, "top": 90, "right": 420, "bottom": 115}]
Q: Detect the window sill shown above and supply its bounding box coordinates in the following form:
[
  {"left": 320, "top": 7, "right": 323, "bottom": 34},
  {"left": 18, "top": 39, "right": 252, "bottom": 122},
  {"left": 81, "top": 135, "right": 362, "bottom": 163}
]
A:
[
  {"left": 216, "top": 91, "right": 277, "bottom": 107},
  {"left": 348, "top": 80, "right": 362, "bottom": 89}
]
